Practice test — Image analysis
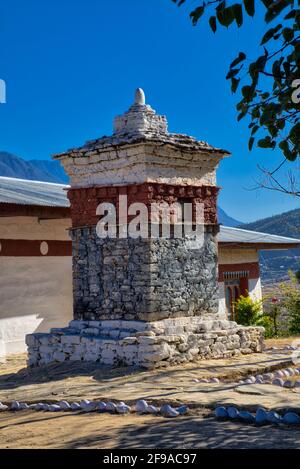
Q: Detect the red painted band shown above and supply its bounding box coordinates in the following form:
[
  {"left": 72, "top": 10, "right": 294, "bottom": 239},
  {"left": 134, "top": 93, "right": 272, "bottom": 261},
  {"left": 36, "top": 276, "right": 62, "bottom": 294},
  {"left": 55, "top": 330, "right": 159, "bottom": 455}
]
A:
[
  {"left": 0, "top": 239, "right": 72, "bottom": 257},
  {"left": 67, "top": 183, "right": 219, "bottom": 228},
  {"left": 218, "top": 262, "right": 260, "bottom": 282}
]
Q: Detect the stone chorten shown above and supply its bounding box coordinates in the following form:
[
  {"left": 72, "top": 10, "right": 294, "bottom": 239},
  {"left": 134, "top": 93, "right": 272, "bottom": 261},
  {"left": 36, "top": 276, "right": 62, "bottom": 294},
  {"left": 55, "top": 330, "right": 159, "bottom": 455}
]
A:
[{"left": 26, "top": 89, "right": 264, "bottom": 368}]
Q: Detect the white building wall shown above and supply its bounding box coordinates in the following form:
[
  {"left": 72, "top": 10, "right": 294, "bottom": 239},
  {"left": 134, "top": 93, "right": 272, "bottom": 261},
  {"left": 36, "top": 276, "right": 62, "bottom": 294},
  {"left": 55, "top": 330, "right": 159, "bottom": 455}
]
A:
[
  {"left": 248, "top": 277, "right": 263, "bottom": 302},
  {"left": 218, "top": 247, "right": 262, "bottom": 318},
  {"left": 0, "top": 216, "right": 72, "bottom": 357},
  {"left": 0, "top": 257, "right": 73, "bottom": 357}
]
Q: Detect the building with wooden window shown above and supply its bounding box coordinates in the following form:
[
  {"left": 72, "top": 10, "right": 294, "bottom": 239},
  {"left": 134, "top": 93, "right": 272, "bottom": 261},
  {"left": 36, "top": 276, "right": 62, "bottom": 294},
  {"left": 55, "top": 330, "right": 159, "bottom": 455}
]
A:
[{"left": 1, "top": 175, "right": 300, "bottom": 357}]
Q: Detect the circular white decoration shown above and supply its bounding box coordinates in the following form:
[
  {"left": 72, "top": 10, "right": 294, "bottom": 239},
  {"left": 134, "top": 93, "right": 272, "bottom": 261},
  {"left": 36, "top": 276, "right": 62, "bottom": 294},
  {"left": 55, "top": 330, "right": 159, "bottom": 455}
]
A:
[{"left": 40, "top": 241, "right": 49, "bottom": 256}]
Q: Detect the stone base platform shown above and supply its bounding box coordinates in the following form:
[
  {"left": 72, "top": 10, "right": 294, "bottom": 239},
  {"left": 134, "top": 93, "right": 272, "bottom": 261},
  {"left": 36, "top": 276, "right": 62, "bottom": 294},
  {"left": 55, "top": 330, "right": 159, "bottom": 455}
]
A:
[{"left": 26, "top": 317, "right": 264, "bottom": 369}]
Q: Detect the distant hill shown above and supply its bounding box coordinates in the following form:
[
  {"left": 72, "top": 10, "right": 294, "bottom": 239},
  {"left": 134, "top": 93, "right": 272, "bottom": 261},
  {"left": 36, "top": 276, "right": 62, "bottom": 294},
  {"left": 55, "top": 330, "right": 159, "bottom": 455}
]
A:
[
  {"left": 218, "top": 207, "right": 242, "bottom": 227},
  {"left": 240, "top": 208, "right": 300, "bottom": 239},
  {"left": 240, "top": 208, "right": 300, "bottom": 283},
  {"left": 28, "top": 159, "right": 68, "bottom": 184},
  {"left": 0, "top": 152, "right": 69, "bottom": 184}
]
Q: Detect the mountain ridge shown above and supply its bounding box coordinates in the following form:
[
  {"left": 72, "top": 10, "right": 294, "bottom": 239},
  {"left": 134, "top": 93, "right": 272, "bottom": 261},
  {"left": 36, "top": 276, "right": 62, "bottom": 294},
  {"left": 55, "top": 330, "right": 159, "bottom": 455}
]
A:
[
  {"left": 240, "top": 207, "right": 300, "bottom": 283},
  {"left": 0, "top": 152, "right": 68, "bottom": 184},
  {"left": 239, "top": 207, "right": 300, "bottom": 239}
]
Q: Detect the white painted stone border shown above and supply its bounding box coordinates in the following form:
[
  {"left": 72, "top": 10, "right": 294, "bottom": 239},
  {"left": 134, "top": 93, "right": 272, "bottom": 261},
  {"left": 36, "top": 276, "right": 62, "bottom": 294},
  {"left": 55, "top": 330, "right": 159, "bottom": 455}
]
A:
[
  {"left": 0, "top": 399, "right": 188, "bottom": 419},
  {"left": 192, "top": 365, "right": 300, "bottom": 389},
  {"left": 215, "top": 406, "right": 300, "bottom": 425}
]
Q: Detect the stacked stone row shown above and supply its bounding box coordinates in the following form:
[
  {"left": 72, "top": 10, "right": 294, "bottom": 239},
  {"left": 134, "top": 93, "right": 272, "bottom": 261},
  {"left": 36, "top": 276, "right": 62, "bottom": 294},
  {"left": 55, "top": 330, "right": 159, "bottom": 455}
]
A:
[
  {"left": 215, "top": 406, "right": 300, "bottom": 425},
  {"left": 26, "top": 318, "right": 264, "bottom": 368},
  {"left": 0, "top": 399, "right": 187, "bottom": 419}
]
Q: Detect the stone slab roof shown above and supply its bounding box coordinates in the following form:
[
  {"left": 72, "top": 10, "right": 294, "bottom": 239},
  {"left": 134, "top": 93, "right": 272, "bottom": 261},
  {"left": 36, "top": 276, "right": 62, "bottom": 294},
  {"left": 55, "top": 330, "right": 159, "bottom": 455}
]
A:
[{"left": 53, "top": 89, "right": 230, "bottom": 160}]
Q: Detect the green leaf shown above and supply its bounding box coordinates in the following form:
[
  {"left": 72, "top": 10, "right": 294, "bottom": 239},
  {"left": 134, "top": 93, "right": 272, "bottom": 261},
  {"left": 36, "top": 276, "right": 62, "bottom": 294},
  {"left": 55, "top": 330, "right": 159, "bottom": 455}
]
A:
[
  {"left": 216, "top": 5, "right": 235, "bottom": 27},
  {"left": 222, "top": 7, "right": 235, "bottom": 27},
  {"left": 261, "top": 27, "right": 275, "bottom": 45},
  {"left": 261, "top": 0, "right": 273, "bottom": 7},
  {"left": 173, "top": 0, "right": 187, "bottom": 5},
  {"left": 252, "top": 107, "right": 260, "bottom": 119},
  {"left": 277, "top": 119, "right": 285, "bottom": 130},
  {"left": 261, "top": 24, "right": 281, "bottom": 45},
  {"left": 231, "top": 77, "right": 240, "bottom": 93},
  {"left": 258, "top": 136, "right": 275, "bottom": 149},
  {"left": 244, "top": 0, "right": 255, "bottom": 17},
  {"left": 190, "top": 6, "right": 205, "bottom": 26},
  {"left": 237, "top": 109, "right": 248, "bottom": 121},
  {"left": 283, "top": 27, "right": 294, "bottom": 42},
  {"left": 209, "top": 16, "right": 217, "bottom": 33},
  {"left": 230, "top": 51, "right": 246, "bottom": 68},
  {"left": 279, "top": 140, "right": 296, "bottom": 161},
  {"left": 242, "top": 85, "right": 253, "bottom": 100},
  {"left": 248, "top": 136, "right": 255, "bottom": 150},
  {"left": 284, "top": 9, "right": 296, "bottom": 20},
  {"left": 226, "top": 67, "right": 242, "bottom": 79},
  {"left": 251, "top": 125, "right": 259, "bottom": 135},
  {"left": 265, "top": 1, "right": 290, "bottom": 24},
  {"left": 232, "top": 3, "right": 243, "bottom": 27},
  {"left": 255, "top": 54, "right": 268, "bottom": 72}
]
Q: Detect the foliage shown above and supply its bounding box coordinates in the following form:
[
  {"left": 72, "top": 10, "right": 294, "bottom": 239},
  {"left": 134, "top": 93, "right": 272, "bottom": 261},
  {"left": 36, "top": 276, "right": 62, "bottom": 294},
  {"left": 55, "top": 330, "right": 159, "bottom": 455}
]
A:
[
  {"left": 234, "top": 294, "right": 277, "bottom": 337},
  {"left": 294, "top": 268, "right": 300, "bottom": 282},
  {"left": 256, "top": 313, "right": 275, "bottom": 337},
  {"left": 279, "top": 270, "right": 300, "bottom": 333},
  {"left": 172, "top": 0, "right": 300, "bottom": 162},
  {"left": 263, "top": 301, "right": 281, "bottom": 335},
  {"left": 234, "top": 294, "right": 263, "bottom": 325}
]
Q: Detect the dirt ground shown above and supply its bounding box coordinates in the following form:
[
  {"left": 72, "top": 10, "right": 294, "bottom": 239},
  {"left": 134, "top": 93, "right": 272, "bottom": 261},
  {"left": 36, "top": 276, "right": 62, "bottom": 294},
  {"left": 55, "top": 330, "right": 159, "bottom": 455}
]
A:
[
  {"left": 1, "top": 410, "right": 300, "bottom": 449},
  {"left": 0, "top": 336, "right": 300, "bottom": 449}
]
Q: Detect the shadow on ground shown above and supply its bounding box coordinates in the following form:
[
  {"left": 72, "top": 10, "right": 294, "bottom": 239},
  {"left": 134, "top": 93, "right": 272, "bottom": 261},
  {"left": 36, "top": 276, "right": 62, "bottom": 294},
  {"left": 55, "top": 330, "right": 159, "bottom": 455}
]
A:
[
  {"left": 0, "top": 353, "right": 292, "bottom": 393},
  {"left": 64, "top": 416, "right": 300, "bottom": 449}
]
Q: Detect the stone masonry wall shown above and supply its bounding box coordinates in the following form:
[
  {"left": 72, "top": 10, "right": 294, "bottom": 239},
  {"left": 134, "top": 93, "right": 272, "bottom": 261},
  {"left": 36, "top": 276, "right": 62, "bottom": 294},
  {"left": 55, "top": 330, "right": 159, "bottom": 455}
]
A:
[
  {"left": 26, "top": 91, "right": 265, "bottom": 369},
  {"left": 72, "top": 226, "right": 219, "bottom": 322},
  {"left": 26, "top": 317, "right": 264, "bottom": 369}
]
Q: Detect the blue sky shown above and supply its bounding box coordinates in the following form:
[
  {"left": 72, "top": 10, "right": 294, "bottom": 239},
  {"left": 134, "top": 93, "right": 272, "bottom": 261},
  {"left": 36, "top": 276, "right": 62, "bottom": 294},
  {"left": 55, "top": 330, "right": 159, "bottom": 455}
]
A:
[{"left": 0, "top": 0, "right": 299, "bottom": 222}]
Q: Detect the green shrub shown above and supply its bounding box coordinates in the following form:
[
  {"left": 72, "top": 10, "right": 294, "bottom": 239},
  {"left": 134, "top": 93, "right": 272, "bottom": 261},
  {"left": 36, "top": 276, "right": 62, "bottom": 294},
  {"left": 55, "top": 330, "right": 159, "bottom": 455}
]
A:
[
  {"left": 279, "top": 271, "right": 300, "bottom": 335},
  {"left": 287, "top": 299, "right": 300, "bottom": 335},
  {"left": 234, "top": 295, "right": 262, "bottom": 326},
  {"left": 266, "top": 302, "right": 281, "bottom": 336},
  {"left": 294, "top": 269, "right": 300, "bottom": 284},
  {"left": 256, "top": 315, "right": 275, "bottom": 338},
  {"left": 234, "top": 295, "right": 276, "bottom": 338}
]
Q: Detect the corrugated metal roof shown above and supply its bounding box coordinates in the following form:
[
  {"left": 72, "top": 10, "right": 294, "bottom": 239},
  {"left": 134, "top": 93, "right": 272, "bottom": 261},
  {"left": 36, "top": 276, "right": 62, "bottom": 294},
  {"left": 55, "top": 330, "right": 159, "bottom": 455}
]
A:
[
  {"left": 0, "top": 176, "right": 70, "bottom": 207},
  {"left": 219, "top": 225, "right": 300, "bottom": 246}
]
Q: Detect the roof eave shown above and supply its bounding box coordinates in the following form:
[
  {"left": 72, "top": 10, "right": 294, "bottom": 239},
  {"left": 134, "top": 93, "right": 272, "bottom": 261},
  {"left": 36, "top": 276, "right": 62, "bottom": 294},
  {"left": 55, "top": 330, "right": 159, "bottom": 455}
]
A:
[
  {"left": 0, "top": 202, "right": 70, "bottom": 218},
  {"left": 219, "top": 241, "right": 300, "bottom": 250}
]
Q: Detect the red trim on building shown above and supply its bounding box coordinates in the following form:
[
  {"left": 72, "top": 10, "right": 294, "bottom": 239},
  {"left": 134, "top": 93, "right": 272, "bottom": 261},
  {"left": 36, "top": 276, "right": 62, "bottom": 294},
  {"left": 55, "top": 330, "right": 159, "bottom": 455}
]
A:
[
  {"left": 67, "top": 183, "right": 220, "bottom": 228},
  {"left": 218, "top": 262, "right": 260, "bottom": 282},
  {"left": 0, "top": 239, "right": 72, "bottom": 257},
  {"left": 0, "top": 203, "right": 70, "bottom": 219}
]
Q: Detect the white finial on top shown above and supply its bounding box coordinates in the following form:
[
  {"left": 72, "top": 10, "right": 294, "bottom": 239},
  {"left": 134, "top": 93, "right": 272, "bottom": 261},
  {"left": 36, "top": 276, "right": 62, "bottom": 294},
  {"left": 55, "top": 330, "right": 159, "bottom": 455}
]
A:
[
  {"left": 113, "top": 88, "right": 167, "bottom": 135},
  {"left": 134, "top": 88, "right": 146, "bottom": 106}
]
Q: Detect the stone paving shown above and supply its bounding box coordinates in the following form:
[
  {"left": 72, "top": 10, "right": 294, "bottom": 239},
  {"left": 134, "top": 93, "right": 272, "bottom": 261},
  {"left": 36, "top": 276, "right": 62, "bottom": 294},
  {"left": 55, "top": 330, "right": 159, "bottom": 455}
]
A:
[
  {"left": 1, "top": 411, "right": 300, "bottom": 449},
  {"left": 1, "top": 346, "right": 299, "bottom": 412}
]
